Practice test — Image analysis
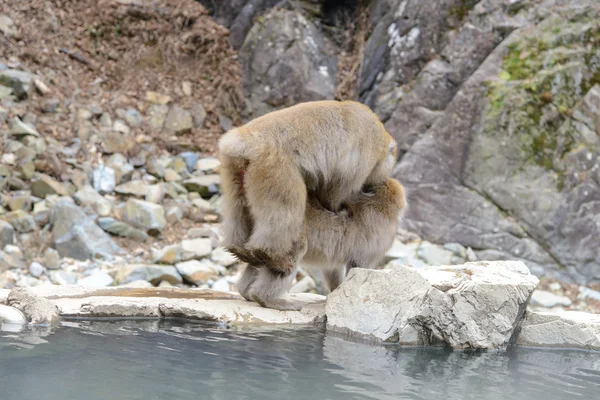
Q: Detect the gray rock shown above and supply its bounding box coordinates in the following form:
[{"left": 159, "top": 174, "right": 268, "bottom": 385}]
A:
[
  {"left": 114, "top": 180, "right": 149, "bottom": 197},
  {"left": 164, "top": 169, "right": 182, "bottom": 182},
  {"left": 240, "top": 9, "right": 337, "bottom": 117},
  {"left": 124, "top": 108, "right": 143, "bottom": 127},
  {"left": 78, "top": 271, "right": 114, "bottom": 288},
  {"left": 10, "top": 117, "right": 39, "bottom": 137},
  {"left": 92, "top": 166, "right": 116, "bottom": 194},
  {"left": 165, "top": 206, "right": 183, "bottom": 224},
  {"left": 49, "top": 270, "right": 78, "bottom": 285},
  {"left": 417, "top": 241, "right": 455, "bottom": 265},
  {"left": 1, "top": 210, "right": 36, "bottom": 233},
  {"left": 578, "top": 287, "right": 600, "bottom": 302},
  {"left": 105, "top": 154, "right": 134, "bottom": 184},
  {"left": 183, "top": 175, "right": 220, "bottom": 197},
  {"left": 0, "top": 69, "right": 33, "bottom": 100},
  {"left": 152, "top": 244, "right": 182, "bottom": 265},
  {"left": 28, "top": 262, "right": 45, "bottom": 278},
  {"left": 0, "top": 305, "right": 26, "bottom": 325},
  {"left": 147, "top": 104, "right": 169, "bottom": 130},
  {"left": 7, "top": 288, "right": 60, "bottom": 325},
  {"left": 211, "top": 278, "right": 231, "bottom": 292},
  {"left": 189, "top": 103, "right": 207, "bottom": 128},
  {"left": 30, "top": 173, "right": 68, "bottom": 199},
  {"left": 124, "top": 199, "right": 167, "bottom": 234},
  {"left": 0, "top": 245, "right": 26, "bottom": 271},
  {"left": 164, "top": 105, "right": 193, "bottom": 134},
  {"left": 326, "top": 261, "right": 538, "bottom": 349},
  {"left": 180, "top": 152, "right": 199, "bottom": 173},
  {"left": 175, "top": 259, "right": 219, "bottom": 285},
  {"left": 218, "top": 115, "right": 233, "bottom": 131},
  {"left": 0, "top": 14, "right": 17, "bottom": 37},
  {"left": 51, "top": 199, "right": 123, "bottom": 260},
  {"left": 116, "top": 264, "right": 182, "bottom": 285},
  {"left": 530, "top": 290, "right": 572, "bottom": 308},
  {"left": 517, "top": 311, "right": 600, "bottom": 350},
  {"left": 43, "top": 248, "right": 60, "bottom": 270},
  {"left": 195, "top": 157, "right": 221, "bottom": 174},
  {"left": 73, "top": 186, "right": 112, "bottom": 217},
  {"left": 180, "top": 238, "right": 212, "bottom": 260},
  {"left": 0, "top": 220, "right": 14, "bottom": 248},
  {"left": 211, "top": 247, "right": 238, "bottom": 267},
  {"left": 97, "top": 217, "right": 149, "bottom": 242}
]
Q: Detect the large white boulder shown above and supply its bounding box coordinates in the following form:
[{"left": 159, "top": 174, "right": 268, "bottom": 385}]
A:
[
  {"left": 326, "top": 261, "right": 539, "bottom": 349},
  {"left": 517, "top": 311, "right": 600, "bottom": 350}
]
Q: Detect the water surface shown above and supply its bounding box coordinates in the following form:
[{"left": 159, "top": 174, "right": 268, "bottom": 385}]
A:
[{"left": 1, "top": 320, "right": 599, "bottom": 400}]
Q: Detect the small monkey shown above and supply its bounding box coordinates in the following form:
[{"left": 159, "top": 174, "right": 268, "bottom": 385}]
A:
[
  {"left": 219, "top": 100, "right": 397, "bottom": 310},
  {"left": 233, "top": 178, "right": 407, "bottom": 309}
]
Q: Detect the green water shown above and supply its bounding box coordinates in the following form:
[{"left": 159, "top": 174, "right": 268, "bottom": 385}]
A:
[{"left": 0, "top": 320, "right": 599, "bottom": 400}]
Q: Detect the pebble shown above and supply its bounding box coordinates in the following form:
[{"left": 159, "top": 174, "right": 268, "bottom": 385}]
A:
[
  {"left": 77, "top": 270, "right": 114, "bottom": 288},
  {"left": 152, "top": 244, "right": 182, "bottom": 265},
  {"left": 93, "top": 166, "right": 116, "bottom": 194},
  {"left": 180, "top": 238, "right": 212, "bottom": 260},
  {"left": 530, "top": 290, "right": 572, "bottom": 308},
  {"left": 0, "top": 305, "right": 26, "bottom": 325},
  {"left": 175, "top": 259, "right": 219, "bottom": 285},
  {"left": 195, "top": 157, "right": 221, "bottom": 174},
  {"left": 28, "top": 261, "right": 45, "bottom": 278},
  {"left": 43, "top": 248, "right": 61, "bottom": 270},
  {"left": 211, "top": 278, "right": 231, "bottom": 292},
  {"left": 124, "top": 199, "right": 167, "bottom": 234},
  {"left": 116, "top": 264, "right": 182, "bottom": 285}
]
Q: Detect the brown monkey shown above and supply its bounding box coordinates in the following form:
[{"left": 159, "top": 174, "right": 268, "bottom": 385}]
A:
[
  {"left": 219, "top": 100, "right": 397, "bottom": 310},
  {"left": 233, "top": 178, "right": 407, "bottom": 309}
]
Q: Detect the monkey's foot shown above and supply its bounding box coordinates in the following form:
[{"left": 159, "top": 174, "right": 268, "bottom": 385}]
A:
[{"left": 252, "top": 296, "right": 303, "bottom": 311}]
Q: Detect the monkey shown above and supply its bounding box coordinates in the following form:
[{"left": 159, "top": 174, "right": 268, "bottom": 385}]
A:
[
  {"left": 232, "top": 178, "right": 407, "bottom": 309},
  {"left": 219, "top": 100, "right": 398, "bottom": 310}
]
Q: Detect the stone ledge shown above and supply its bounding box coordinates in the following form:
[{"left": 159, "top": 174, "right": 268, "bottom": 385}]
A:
[{"left": 516, "top": 311, "right": 600, "bottom": 350}]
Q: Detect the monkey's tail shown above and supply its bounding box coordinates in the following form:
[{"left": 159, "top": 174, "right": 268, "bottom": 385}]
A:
[{"left": 219, "top": 129, "right": 254, "bottom": 159}]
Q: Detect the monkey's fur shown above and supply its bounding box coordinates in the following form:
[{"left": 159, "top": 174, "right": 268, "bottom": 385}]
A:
[
  {"left": 219, "top": 100, "right": 398, "bottom": 310},
  {"left": 232, "top": 178, "right": 406, "bottom": 310}
]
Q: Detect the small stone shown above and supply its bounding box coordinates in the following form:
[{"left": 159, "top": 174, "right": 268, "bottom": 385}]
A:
[
  {"left": 124, "top": 108, "right": 143, "bottom": 127},
  {"left": 28, "top": 262, "right": 45, "bottom": 278},
  {"left": 0, "top": 221, "right": 14, "bottom": 248},
  {"left": 78, "top": 270, "right": 114, "bottom": 288},
  {"left": 168, "top": 157, "right": 188, "bottom": 175},
  {"left": 0, "top": 69, "right": 33, "bottom": 100},
  {"left": 115, "top": 180, "right": 149, "bottom": 197},
  {"left": 195, "top": 157, "right": 221, "bottom": 173},
  {"left": 147, "top": 104, "right": 169, "bottom": 130},
  {"left": 164, "top": 105, "right": 193, "bottom": 134},
  {"left": 105, "top": 154, "right": 134, "bottom": 184},
  {"left": 7, "top": 288, "right": 60, "bottom": 325},
  {"left": 124, "top": 199, "right": 167, "bottom": 234},
  {"left": 187, "top": 226, "right": 213, "bottom": 239},
  {"left": 30, "top": 173, "right": 68, "bottom": 198},
  {"left": 7, "top": 192, "right": 32, "bottom": 212},
  {"left": 180, "top": 152, "right": 200, "bottom": 172},
  {"left": 33, "top": 78, "right": 51, "bottom": 95},
  {"left": 113, "top": 119, "right": 130, "bottom": 134},
  {"left": 175, "top": 259, "right": 219, "bottom": 285},
  {"left": 0, "top": 246, "right": 26, "bottom": 271},
  {"left": 118, "top": 280, "right": 153, "bottom": 288},
  {"left": 417, "top": 241, "right": 454, "bottom": 265},
  {"left": 77, "top": 108, "right": 93, "bottom": 120},
  {"left": 578, "top": 286, "right": 600, "bottom": 302},
  {"left": 530, "top": 290, "right": 572, "bottom": 308},
  {"left": 99, "top": 112, "right": 113, "bottom": 127},
  {"left": 41, "top": 98, "right": 60, "bottom": 113},
  {"left": 116, "top": 264, "right": 182, "bottom": 285},
  {"left": 97, "top": 217, "right": 149, "bottom": 242},
  {"left": 10, "top": 117, "right": 39, "bottom": 137},
  {"left": 92, "top": 166, "right": 116, "bottom": 194},
  {"left": 166, "top": 206, "right": 183, "bottom": 224},
  {"left": 180, "top": 238, "right": 212, "bottom": 260},
  {"left": 189, "top": 103, "right": 207, "bottom": 128},
  {"left": 290, "top": 276, "right": 317, "bottom": 293},
  {"left": 43, "top": 248, "right": 60, "bottom": 270},
  {"left": 0, "top": 15, "right": 17, "bottom": 37},
  {"left": 182, "top": 81, "right": 193, "bottom": 96},
  {"left": 146, "top": 91, "right": 171, "bottom": 105},
  {"left": 102, "top": 131, "right": 136, "bottom": 154},
  {"left": 183, "top": 175, "right": 220, "bottom": 197},
  {"left": 443, "top": 243, "right": 467, "bottom": 258},
  {"left": 211, "top": 247, "right": 237, "bottom": 267},
  {"left": 0, "top": 305, "right": 26, "bottom": 325},
  {"left": 164, "top": 169, "right": 182, "bottom": 182},
  {"left": 549, "top": 282, "right": 562, "bottom": 291},
  {"left": 0, "top": 85, "right": 13, "bottom": 99},
  {"left": 49, "top": 270, "right": 79, "bottom": 285},
  {"left": 158, "top": 280, "right": 174, "bottom": 288},
  {"left": 211, "top": 278, "right": 231, "bottom": 292},
  {"left": 218, "top": 115, "right": 233, "bottom": 131},
  {"left": 20, "top": 161, "right": 35, "bottom": 179},
  {"left": 145, "top": 184, "right": 165, "bottom": 204},
  {"left": 1, "top": 210, "right": 36, "bottom": 233},
  {"left": 152, "top": 244, "right": 182, "bottom": 265},
  {"left": 73, "top": 186, "right": 112, "bottom": 217},
  {"left": 466, "top": 247, "right": 478, "bottom": 262}
]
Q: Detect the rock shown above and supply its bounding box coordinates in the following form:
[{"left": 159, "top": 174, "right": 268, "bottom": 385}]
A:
[
  {"left": 113, "top": 119, "right": 130, "bottom": 134},
  {"left": 189, "top": 103, "right": 207, "bottom": 128},
  {"left": 30, "top": 173, "right": 68, "bottom": 198},
  {"left": 218, "top": 115, "right": 233, "bottom": 131},
  {"left": 73, "top": 186, "right": 112, "bottom": 217},
  {"left": 97, "top": 217, "right": 149, "bottom": 242},
  {"left": 146, "top": 157, "right": 166, "bottom": 178},
  {"left": 123, "top": 108, "right": 143, "bottom": 127},
  {"left": 182, "top": 81, "right": 192, "bottom": 96},
  {"left": 92, "top": 166, "right": 116, "bottom": 194},
  {"left": 417, "top": 241, "right": 455, "bottom": 265},
  {"left": 51, "top": 199, "right": 123, "bottom": 260},
  {"left": 187, "top": 226, "right": 213, "bottom": 239},
  {"left": 152, "top": 244, "right": 182, "bottom": 265},
  {"left": 0, "top": 69, "right": 33, "bottom": 100},
  {"left": 326, "top": 261, "right": 538, "bottom": 349},
  {"left": 180, "top": 152, "right": 199, "bottom": 173},
  {"left": 0, "top": 246, "right": 26, "bottom": 271},
  {"left": 175, "top": 259, "right": 219, "bottom": 285},
  {"left": 9, "top": 117, "right": 39, "bottom": 137},
  {"left": 147, "top": 104, "right": 169, "bottom": 130},
  {"left": 517, "top": 311, "right": 600, "bottom": 350},
  {"left": 145, "top": 91, "right": 171, "bottom": 105},
  {"left": 164, "top": 169, "right": 182, "bottom": 182},
  {"left": 183, "top": 175, "right": 220, "bottom": 197},
  {"left": 180, "top": 238, "right": 212, "bottom": 260},
  {"left": 1, "top": 210, "right": 36, "bottom": 233},
  {"left": 43, "top": 248, "right": 60, "bottom": 270},
  {"left": 211, "top": 278, "right": 231, "bottom": 292},
  {"left": 78, "top": 271, "right": 114, "bottom": 288},
  {"left": 7, "top": 192, "right": 32, "bottom": 212},
  {"left": 195, "top": 157, "right": 221, "bottom": 174},
  {"left": 124, "top": 199, "right": 166, "bottom": 234},
  {"left": 115, "top": 180, "right": 149, "bottom": 197},
  {"left": 578, "top": 287, "right": 600, "bottom": 302},
  {"left": 0, "top": 305, "right": 26, "bottom": 325},
  {"left": 7, "top": 288, "right": 60, "bottom": 325},
  {"left": 101, "top": 131, "right": 135, "bottom": 154},
  {"left": 145, "top": 184, "right": 165, "bottom": 204},
  {"left": 530, "top": 290, "right": 572, "bottom": 308},
  {"left": 240, "top": 9, "right": 337, "bottom": 117},
  {"left": 0, "top": 221, "right": 14, "bottom": 248},
  {"left": 0, "top": 14, "right": 17, "bottom": 37},
  {"left": 164, "top": 105, "right": 193, "bottom": 134},
  {"left": 28, "top": 262, "right": 45, "bottom": 278},
  {"left": 105, "top": 154, "right": 134, "bottom": 183},
  {"left": 290, "top": 276, "right": 316, "bottom": 293},
  {"left": 116, "top": 264, "right": 182, "bottom": 285},
  {"left": 165, "top": 206, "right": 183, "bottom": 224},
  {"left": 49, "top": 270, "right": 79, "bottom": 285},
  {"left": 119, "top": 280, "right": 153, "bottom": 288},
  {"left": 211, "top": 247, "right": 237, "bottom": 267}
]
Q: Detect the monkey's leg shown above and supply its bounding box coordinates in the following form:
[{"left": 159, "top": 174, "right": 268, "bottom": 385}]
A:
[
  {"left": 323, "top": 266, "right": 345, "bottom": 293},
  {"left": 236, "top": 265, "right": 259, "bottom": 301},
  {"left": 247, "top": 267, "right": 303, "bottom": 311},
  {"left": 220, "top": 156, "right": 252, "bottom": 248},
  {"left": 243, "top": 156, "right": 307, "bottom": 273}
]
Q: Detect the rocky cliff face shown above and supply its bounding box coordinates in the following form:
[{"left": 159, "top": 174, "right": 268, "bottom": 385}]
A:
[{"left": 213, "top": 0, "right": 599, "bottom": 283}]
